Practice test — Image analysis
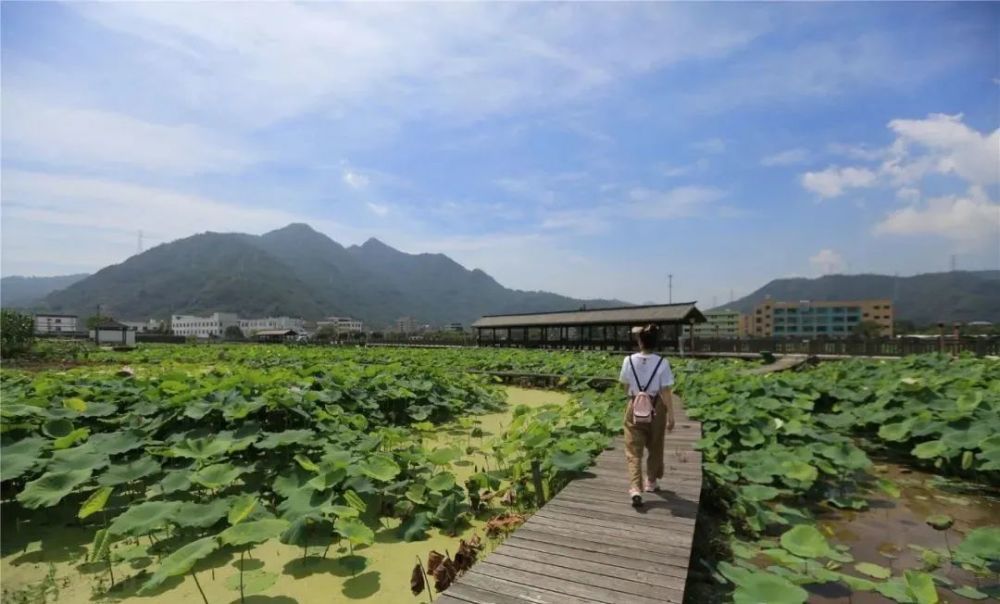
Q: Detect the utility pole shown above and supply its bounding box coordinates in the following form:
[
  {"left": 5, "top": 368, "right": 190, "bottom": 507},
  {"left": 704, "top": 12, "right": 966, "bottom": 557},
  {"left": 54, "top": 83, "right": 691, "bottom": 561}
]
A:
[
  {"left": 137, "top": 230, "right": 144, "bottom": 254},
  {"left": 668, "top": 274, "right": 673, "bottom": 304},
  {"left": 950, "top": 254, "right": 956, "bottom": 272},
  {"left": 729, "top": 288, "right": 734, "bottom": 304}
]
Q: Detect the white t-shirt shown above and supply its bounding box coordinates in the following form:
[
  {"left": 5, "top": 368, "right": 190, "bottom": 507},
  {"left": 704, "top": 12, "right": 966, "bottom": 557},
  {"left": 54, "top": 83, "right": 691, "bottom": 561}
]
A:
[{"left": 619, "top": 353, "right": 674, "bottom": 396}]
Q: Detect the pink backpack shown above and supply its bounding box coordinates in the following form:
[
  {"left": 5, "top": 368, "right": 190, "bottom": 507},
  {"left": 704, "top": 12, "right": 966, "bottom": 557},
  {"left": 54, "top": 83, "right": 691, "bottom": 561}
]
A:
[{"left": 628, "top": 356, "right": 663, "bottom": 424}]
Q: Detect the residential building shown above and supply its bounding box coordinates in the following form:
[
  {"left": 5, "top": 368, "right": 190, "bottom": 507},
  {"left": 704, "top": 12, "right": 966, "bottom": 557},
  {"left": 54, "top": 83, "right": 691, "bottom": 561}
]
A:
[
  {"left": 170, "top": 312, "right": 240, "bottom": 338},
  {"left": 446, "top": 322, "right": 465, "bottom": 333},
  {"left": 395, "top": 316, "right": 417, "bottom": 334},
  {"left": 748, "top": 299, "right": 894, "bottom": 338},
  {"left": 240, "top": 316, "right": 305, "bottom": 337},
  {"left": 254, "top": 329, "right": 300, "bottom": 343},
  {"left": 684, "top": 309, "right": 744, "bottom": 338},
  {"left": 316, "top": 316, "right": 364, "bottom": 335},
  {"left": 34, "top": 314, "right": 78, "bottom": 334}
]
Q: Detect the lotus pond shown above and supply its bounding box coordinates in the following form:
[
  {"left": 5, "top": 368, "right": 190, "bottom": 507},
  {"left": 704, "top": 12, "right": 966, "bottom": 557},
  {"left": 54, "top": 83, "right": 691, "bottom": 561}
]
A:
[{"left": 1, "top": 345, "right": 998, "bottom": 604}]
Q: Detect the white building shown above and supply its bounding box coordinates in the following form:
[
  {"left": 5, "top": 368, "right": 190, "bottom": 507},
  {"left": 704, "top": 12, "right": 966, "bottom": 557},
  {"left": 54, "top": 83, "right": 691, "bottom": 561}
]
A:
[
  {"left": 171, "top": 312, "right": 240, "bottom": 338},
  {"left": 34, "top": 314, "right": 79, "bottom": 334},
  {"left": 121, "top": 319, "right": 164, "bottom": 333},
  {"left": 240, "top": 316, "right": 305, "bottom": 337},
  {"left": 316, "top": 316, "right": 363, "bottom": 335}
]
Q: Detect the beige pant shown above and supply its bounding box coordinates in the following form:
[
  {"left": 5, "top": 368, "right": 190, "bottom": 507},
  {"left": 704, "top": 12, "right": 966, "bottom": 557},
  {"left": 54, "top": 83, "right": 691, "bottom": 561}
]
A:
[{"left": 624, "top": 398, "right": 667, "bottom": 493}]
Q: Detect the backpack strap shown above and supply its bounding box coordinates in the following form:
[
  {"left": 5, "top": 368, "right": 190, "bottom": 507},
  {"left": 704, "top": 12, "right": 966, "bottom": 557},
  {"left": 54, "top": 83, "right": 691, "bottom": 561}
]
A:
[{"left": 628, "top": 356, "right": 664, "bottom": 394}]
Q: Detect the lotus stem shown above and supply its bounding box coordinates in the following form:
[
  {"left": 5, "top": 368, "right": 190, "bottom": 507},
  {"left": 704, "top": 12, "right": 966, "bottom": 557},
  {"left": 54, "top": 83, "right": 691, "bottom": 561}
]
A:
[
  {"left": 190, "top": 570, "right": 209, "bottom": 604},
  {"left": 416, "top": 555, "right": 434, "bottom": 602},
  {"left": 240, "top": 549, "right": 246, "bottom": 603},
  {"left": 108, "top": 556, "right": 115, "bottom": 588}
]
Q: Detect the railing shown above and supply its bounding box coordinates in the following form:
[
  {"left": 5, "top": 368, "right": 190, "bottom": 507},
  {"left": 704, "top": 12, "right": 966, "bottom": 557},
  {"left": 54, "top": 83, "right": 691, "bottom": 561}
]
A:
[{"left": 688, "top": 337, "right": 1000, "bottom": 357}]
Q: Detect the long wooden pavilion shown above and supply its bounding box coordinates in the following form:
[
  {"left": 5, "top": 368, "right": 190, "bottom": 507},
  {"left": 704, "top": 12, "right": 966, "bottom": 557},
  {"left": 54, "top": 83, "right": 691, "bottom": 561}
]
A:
[{"left": 472, "top": 303, "right": 706, "bottom": 351}]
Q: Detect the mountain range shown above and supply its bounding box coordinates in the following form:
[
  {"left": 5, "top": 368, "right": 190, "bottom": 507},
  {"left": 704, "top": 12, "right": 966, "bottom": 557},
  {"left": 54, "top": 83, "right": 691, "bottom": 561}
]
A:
[
  {"left": 717, "top": 271, "right": 1000, "bottom": 325},
  {"left": 10, "top": 224, "right": 623, "bottom": 327},
  {"left": 3, "top": 224, "right": 997, "bottom": 327}
]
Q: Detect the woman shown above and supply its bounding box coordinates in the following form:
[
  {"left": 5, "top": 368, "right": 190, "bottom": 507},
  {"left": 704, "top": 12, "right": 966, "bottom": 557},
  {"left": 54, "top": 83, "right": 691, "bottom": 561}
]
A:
[{"left": 619, "top": 324, "right": 675, "bottom": 507}]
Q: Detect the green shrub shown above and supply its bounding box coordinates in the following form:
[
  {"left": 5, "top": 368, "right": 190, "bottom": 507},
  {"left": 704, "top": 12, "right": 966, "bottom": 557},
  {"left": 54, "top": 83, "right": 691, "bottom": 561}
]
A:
[{"left": 1, "top": 309, "right": 35, "bottom": 358}]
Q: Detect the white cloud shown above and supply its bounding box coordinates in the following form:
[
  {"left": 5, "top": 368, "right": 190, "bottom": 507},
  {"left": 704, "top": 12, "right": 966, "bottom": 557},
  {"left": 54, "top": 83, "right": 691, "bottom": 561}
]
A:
[
  {"left": 761, "top": 148, "right": 808, "bottom": 167},
  {"left": 885, "top": 113, "right": 999, "bottom": 185},
  {"left": 874, "top": 187, "right": 1000, "bottom": 244},
  {"left": 628, "top": 186, "right": 726, "bottom": 219},
  {"left": 827, "top": 143, "right": 887, "bottom": 161},
  {"left": 801, "top": 166, "right": 877, "bottom": 198},
  {"left": 343, "top": 169, "right": 370, "bottom": 190},
  {"left": 661, "top": 158, "right": 709, "bottom": 178},
  {"left": 69, "top": 3, "right": 766, "bottom": 128},
  {"left": 693, "top": 138, "right": 726, "bottom": 154},
  {"left": 809, "top": 249, "right": 847, "bottom": 275},
  {"left": 366, "top": 202, "right": 389, "bottom": 217},
  {"left": 1, "top": 92, "right": 253, "bottom": 175},
  {"left": 896, "top": 187, "right": 920, "bottom": 201}
]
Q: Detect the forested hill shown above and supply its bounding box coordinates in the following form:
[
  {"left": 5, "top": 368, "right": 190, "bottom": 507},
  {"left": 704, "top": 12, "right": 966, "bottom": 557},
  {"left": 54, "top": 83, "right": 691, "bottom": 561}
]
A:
[
  {"left": 34, "top": 224, "right": 625, "bottom": 327},
  {"left": 0, "top": 274, "right": 90, "bottom": 308},
  {"left": 720, "top": 271, "right": 1000, "bottom": 325}
]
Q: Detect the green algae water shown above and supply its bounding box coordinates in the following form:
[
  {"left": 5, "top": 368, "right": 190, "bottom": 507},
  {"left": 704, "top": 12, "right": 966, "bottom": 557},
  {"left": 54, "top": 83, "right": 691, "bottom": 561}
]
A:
[{"left": 0, "top": 387, "right": 567, "bottom": 604}]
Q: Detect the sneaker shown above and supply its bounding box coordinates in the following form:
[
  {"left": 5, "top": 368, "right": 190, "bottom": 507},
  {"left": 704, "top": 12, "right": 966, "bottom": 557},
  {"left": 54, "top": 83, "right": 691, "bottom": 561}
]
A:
[
  {"left": 644, "top": 480, "right": 660, "bottom": 492},
  {"left": 629, "top": 488, "right": 643, "bottom": 507}
]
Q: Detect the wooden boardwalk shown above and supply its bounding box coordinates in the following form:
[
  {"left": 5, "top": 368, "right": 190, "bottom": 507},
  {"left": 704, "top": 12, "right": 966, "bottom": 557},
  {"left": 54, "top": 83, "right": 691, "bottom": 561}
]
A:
[{"left": 438, "top": 397, "right": 702, "bottom": 604}]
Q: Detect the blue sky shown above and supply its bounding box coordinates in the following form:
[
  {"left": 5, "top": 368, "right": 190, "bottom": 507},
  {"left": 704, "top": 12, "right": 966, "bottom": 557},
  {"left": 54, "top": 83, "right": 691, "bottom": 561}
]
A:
[{"left": 2, "top": 2, "right": 998, "bottom": 307}]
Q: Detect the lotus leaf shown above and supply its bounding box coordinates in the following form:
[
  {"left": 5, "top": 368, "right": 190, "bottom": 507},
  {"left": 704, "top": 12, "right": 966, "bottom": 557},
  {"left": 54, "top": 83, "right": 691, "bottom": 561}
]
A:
[
  {"left": 278, "top": 487, "right": 334, "bottom": 520},
  {"left": 294, "top": 454, "right": 319, "bottom": 472},
  {"left": 780, "top": 525, "right": 832, "bottom": 559},
  {"left": 879, "top": 420, "right": 913, "bottom": 442},
  {"left": 191, "top": 462, "right": 246, "bottom": 489},
  {"left": 139, "top": 536, "right": 219, "bottom": 594},
  {"left": 170, "top": 437, "right": 230, "bottom": 460},
  {"left": 89, "top": 430, "right": 147, "bottom": 455},
  {"left": 912, "top": 440, "right": 946, "bottom": 459},
  {"left": 742, "top": 485, "right": 781, "bottom": 502},
  {"left": 344, "top": 489, "right": 367, "bottom": 512},
  {"left": 426, "top": 471, "right": 456, "bottom": 492},
  {"left": 158, "top": 469, "right": 192, "bottom": 494},
  {"left": 98, "top": 457, "right": 162, "bottom": 486},
  {"left": 406, "top": 483, "right": 427, "bottom": 505},
  {"left": 955, "top": 526, "right": 1000, "bottom": 561},
  {"left": 89, "top": 528, "right": 113, "bottom": 563},
  {"left": 225, "top": 569, "right": 278, "bottom": 595},
  {"left": 952, "top": 586, "right": 988, "bottom": 600},
  {"left": 904, "top": 570, "right": 938, "bottom": 604},
  {"left": 279, "top": 515, "right": 319, "bottom": 547},
  {"left": 254, "top": 429, "right": 315, "bottom": 450},
  {"left": 173, "top": 500, "right": 230, "bottom": 529},
  {"left": 43, "top": 418, "right": 75, "bottom": 438},
  {"left": 0, "top": 437, "right": 47, "bottom": 480},
  {"left": 329, "top": 505, "right": 360, "bottom": 519},
  {"left": 780, "top": 460, "right": 818, "bottom": 484},
  {"left": 359, "top": 454, "right": 401, "bottom": 482},
  {"left": 18, "top": 469, "right": 92, "bottom": 509},
  {"left": 550, "top": 449, "right": 590, "bottom": 471},
  {"left": 109, "top": 501, "right": 181, "bottom": 536},
  {"left": 53, "top": 427, "right": 90, "bottom": 449},
  {"left": 426, "top": 446, "right": 462, "bottom": 466},
  {"left": 47, "top": 446, "right": 109, "bottom": 474},
  {"left": 220, "top": 518, "right": 289, "bottom": 546},
  {"left": 835, "top": 572, "right": 877, "bottom": 591},
  {"left": 399, "top": 512, "right": 431, "bottom": 542},
  {"left": 63, "top": 397, "right": 87, "bottom": 412},
  {"left": 79, "top": 486, "right": 113, "bottom": 519},
  {"left": 925, "top": 514, "right": 953, "bottom": 530},
  {"left": 334, "top": 517, "right": 374, "bottom": 546},
  {"left": 875, "top": 577, "right": 912, "bottom": 601},
  {"left": 855, "top": 562, "right": 892, "bottom": 579},
  {"left": 228, "top": 495, "right": 258, "bottom": 525},
  {"left": 732, "top": 570, "right": 808, "bottom": 604}
]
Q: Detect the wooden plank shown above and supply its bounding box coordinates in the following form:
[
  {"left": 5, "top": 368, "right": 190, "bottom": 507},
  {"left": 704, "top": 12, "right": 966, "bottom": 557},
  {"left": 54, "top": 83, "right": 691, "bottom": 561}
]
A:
[
  {"left": 513, "top": 528, "right": 690, "bottom": 569},
  {"left": 520, "top": 518, "right": 692, "bottom": 558},
  {"left": 550, "top": 493, "right": 699, "bottom": 522},
  {"left": 561, "top": 480, "right": 701, "bottom": 501},
  {"left": 494, "top": 542, "right": 687, "bottom": 593},
  {"left": 503, "top": 535, "right": 688, "bottom": 577},
  {"left": 524, "top": 515, "right": 694, "bottom": 551},
  {"left": 458, "top": 570, "right": 606, "bottom": 604},
  {"left": 538, "top": 501, "right": 698, "bottom": 531},
  {"left": 479, "top": 557, "right": 677, "bottom": 604}
]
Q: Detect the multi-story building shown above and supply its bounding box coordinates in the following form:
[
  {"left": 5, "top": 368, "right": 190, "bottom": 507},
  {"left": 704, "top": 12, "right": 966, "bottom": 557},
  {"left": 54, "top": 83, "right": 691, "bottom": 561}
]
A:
[
  {"left": 240, "top": 316, "right": 305, "bottom": 337},
  {"left": 446, "top": 322, "right": 465, "bottom": 333},
  {"left": 749, "top": 299, "right": 893, "bottom": 338},
  {"left": 684, "top": 309, "right": 744, "bottom": 338},
  {"left": 34, "top": 314, "right": 78, "bottom": 334},
  {"left": 315, "top": 316, "right": 364, "bottom": 335},
  {"left": 170, "top": 312, "right": 240, "bottom": 338},
  {"left": 395, "top": 316, "right": 417, "bottom": 334}
]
